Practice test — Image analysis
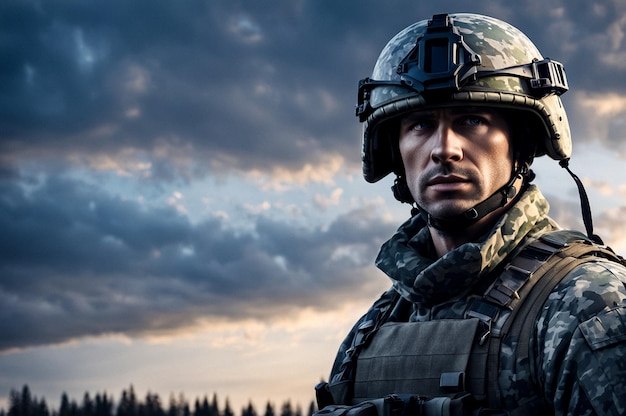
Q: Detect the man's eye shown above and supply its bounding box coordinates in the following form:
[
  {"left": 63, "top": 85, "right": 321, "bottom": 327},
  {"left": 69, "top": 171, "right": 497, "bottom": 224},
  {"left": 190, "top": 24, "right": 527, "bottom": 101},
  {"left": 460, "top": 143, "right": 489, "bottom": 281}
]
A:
[
  {"left": 410, "top": 120, "right": 435, "bottom": 130},
  {"left": 461, "top": 116, "right": 487, "bottom": 126}
]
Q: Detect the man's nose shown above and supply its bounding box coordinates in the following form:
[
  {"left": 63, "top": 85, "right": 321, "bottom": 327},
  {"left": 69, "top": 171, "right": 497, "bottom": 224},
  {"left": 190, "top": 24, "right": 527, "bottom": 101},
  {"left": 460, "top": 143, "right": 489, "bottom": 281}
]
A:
[{"left": 431, "top": 125, "right": 463, "bottom": 163}]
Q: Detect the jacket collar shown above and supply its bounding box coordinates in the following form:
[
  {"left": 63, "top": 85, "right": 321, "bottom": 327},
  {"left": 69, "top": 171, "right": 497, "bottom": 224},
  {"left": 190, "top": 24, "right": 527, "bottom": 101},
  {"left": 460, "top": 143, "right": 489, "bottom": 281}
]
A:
[{"left": 375, "top": 185, "right": 558, "bottom": 305}]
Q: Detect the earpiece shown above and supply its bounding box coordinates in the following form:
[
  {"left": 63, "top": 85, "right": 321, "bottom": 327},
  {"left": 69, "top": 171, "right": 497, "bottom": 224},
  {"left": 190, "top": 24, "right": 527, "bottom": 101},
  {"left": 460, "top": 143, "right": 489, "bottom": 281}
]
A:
[{"left": 392, "top": 177, "right": 415, "bottom": 204}]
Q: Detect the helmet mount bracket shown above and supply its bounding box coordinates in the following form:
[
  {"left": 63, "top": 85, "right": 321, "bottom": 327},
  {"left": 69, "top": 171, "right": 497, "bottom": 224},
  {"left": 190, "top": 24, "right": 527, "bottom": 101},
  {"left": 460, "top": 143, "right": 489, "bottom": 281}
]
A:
[{"left": 395, "top": 14, "right": 482, "bottom": 93}]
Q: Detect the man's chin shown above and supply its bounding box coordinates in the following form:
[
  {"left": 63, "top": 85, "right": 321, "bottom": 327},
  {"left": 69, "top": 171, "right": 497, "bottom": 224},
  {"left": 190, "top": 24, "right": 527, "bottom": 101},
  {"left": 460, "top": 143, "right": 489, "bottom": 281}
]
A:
[{"left": 423, "top": 202, "right": 476, "bottom": 219}]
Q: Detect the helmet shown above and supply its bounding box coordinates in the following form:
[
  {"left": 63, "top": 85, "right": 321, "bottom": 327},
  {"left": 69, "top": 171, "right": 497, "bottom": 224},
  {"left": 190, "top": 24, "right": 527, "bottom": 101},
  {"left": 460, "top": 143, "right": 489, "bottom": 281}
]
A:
[{"left": 358, "top": 13, "right": 571, "bottom": 184}]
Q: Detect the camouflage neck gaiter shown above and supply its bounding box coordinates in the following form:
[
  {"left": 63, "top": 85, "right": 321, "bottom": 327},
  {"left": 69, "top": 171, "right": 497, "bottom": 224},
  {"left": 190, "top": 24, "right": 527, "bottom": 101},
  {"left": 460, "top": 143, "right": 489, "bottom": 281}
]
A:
[{"left": 375, "top": 185, "right": 558, "bottom": 306}]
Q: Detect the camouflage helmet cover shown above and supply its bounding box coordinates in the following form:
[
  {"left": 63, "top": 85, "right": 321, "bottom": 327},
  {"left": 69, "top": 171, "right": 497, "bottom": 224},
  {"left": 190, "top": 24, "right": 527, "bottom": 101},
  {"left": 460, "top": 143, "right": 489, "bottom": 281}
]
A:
[{"left": 358, "top": 13, "right": 572, "bottom": 183}]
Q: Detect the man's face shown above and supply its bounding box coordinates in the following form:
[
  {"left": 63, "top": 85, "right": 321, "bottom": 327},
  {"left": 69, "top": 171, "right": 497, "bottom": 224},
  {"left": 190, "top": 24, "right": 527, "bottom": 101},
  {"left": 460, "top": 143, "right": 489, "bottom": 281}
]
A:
[{"left": 398, "top": 107, "right": 514, "bottom": 219}]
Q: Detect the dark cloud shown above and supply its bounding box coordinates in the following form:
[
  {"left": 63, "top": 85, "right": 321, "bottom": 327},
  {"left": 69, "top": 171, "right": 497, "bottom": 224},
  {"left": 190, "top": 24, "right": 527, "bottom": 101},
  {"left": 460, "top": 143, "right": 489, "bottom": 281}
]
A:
[
  {"left": 4, "top": 1, "right": 622, "bottom": 179},
  {"left": 0, "top": 171, "right": 395, "bottom": 351}
]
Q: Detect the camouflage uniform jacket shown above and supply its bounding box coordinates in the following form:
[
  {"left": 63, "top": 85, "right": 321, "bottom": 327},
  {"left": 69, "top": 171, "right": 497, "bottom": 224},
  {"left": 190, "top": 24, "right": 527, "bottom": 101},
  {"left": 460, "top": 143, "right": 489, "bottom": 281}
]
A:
[{"left": 328, "top": 185, "right": 626, "bottom": 415}]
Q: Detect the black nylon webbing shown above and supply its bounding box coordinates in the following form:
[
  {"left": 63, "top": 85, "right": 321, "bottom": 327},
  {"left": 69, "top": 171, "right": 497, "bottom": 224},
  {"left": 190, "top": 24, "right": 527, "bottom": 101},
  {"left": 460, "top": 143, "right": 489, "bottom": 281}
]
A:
[{"left": 484, "top": 237, "right": 623, "bottom": 411}]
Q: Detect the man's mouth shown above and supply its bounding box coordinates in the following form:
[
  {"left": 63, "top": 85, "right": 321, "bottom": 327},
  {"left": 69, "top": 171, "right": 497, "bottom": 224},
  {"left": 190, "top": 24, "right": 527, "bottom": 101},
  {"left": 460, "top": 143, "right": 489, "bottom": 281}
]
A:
[
  {"left": 427, "top": 175, "right": 470, "bottom": 185},
  {"left": 426, "top": 175, "right": 472, "bottom": 191}
]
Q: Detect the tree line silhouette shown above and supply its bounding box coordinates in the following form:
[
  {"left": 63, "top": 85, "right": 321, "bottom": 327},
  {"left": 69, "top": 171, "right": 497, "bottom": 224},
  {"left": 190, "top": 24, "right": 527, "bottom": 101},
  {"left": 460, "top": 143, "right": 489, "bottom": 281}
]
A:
[{"left": 1, "top": 386, "right": 317, "bottom": 416}]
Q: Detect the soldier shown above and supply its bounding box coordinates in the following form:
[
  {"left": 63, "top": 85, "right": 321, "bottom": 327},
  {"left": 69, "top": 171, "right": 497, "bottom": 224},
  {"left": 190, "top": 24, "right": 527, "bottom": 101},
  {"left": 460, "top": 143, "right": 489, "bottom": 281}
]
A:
[{"left": 316, "top": 13, "right": 626, "bottom": 416}]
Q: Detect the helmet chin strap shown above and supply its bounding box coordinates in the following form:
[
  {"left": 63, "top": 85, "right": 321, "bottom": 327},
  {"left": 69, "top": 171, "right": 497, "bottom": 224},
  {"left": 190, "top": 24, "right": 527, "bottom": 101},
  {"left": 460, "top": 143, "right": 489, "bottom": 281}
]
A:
[{"left": 419, "top": 165, "right": 525, "bottom": 232}]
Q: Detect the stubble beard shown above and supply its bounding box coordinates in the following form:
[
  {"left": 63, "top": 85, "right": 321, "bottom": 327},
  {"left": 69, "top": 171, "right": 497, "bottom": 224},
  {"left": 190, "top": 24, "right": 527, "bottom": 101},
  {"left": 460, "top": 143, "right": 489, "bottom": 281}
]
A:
[{"left": 415, "top": 164, "right": 482, "bottom": 219}]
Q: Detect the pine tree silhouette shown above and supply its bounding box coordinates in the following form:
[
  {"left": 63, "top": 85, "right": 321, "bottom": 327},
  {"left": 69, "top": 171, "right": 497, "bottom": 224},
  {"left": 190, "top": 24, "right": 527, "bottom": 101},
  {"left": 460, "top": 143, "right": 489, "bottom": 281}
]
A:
[{"left": 2, "top": 385, "right": 314, "bottom": 416}]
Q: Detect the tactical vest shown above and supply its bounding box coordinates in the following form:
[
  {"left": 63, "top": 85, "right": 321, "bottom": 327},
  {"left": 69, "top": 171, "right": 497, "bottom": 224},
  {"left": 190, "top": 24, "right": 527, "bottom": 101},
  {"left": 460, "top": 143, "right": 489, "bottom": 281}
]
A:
[{"left": 317, "top": 230, "right": 625, "bottom": 415}]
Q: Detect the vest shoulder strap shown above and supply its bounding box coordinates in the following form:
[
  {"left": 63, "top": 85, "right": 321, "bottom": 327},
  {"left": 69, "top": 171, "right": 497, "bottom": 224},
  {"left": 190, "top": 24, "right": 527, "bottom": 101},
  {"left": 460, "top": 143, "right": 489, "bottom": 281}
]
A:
[{"left": 471, "top": 229, "right": 625, "bottom": 410}]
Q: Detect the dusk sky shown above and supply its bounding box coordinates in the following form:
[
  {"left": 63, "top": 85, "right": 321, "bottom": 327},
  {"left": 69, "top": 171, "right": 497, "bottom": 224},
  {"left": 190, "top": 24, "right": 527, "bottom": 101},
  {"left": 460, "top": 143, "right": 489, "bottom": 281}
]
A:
[{"left": 2, "top": 0, "right": 626, "bottom": 412}]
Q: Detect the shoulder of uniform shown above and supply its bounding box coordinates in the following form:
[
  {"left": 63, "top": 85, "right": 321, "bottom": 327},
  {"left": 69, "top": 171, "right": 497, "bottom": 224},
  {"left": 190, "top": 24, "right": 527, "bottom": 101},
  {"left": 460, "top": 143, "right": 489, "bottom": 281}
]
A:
[
  {"left": 535, "top": 228, "right": 626, "bottom": 295},
  {"left": 555, "top": 257, "right": 626, "bottom": 296},
  {"left": 544, "top": 258, "right": 626, "bottom": 323}
]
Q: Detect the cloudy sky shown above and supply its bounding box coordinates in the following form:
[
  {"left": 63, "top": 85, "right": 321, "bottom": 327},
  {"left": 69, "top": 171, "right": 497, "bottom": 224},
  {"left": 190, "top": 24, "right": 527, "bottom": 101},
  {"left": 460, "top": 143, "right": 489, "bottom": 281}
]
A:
[{"left": 2, "top": 0, "right": 626, "bottom": 412}]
